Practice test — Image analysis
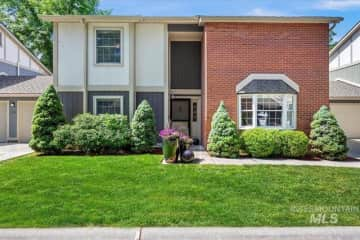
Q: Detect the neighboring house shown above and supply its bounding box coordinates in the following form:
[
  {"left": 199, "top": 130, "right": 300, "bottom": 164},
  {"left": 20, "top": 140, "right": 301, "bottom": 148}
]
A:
[
  {"left": 0, "top": 23, "right": 50, "bottom": 76},
  {"left": 42, "top": 15, "right": 341, "bottom": 144},
  {"left": 0, "top": 24, "right": 52, "bottom": 143},
  {"left": 329, "top": 21, "right": 360, "bottom": 138}
]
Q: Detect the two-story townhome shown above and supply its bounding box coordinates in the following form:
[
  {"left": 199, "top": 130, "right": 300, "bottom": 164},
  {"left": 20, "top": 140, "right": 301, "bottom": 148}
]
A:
[
  {"left": 0, "top": 24, "right": 52, "bottom": 143},
  {"left": 329, "top": 21, "right": 360, "bottom": 138},
  {"left": 42, "top": 15, "right": 341, "bottom": 144}
]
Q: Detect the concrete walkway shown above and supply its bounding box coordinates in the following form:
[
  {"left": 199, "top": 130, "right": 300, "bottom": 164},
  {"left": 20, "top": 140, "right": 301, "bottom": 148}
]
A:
[
  {"left": 193, "top": 150, "right": 360, "bottom": 168},
  {"left": 0, "top": 143, "right": 33, "bottom": 162},
  {"left": 0, "top": 227, "right": 359, "bottom": 240}
]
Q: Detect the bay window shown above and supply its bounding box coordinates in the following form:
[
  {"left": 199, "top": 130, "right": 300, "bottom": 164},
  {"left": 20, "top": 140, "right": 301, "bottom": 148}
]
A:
[{"left": 238, "top": 94, "right": 296, "bottom": 129}]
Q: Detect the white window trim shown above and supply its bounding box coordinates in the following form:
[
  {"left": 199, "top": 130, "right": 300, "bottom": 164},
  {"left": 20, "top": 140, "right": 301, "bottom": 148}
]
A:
[
  {"left": 238, "top": 94, "right": 297, "bottom": 130},
  {"left": 94, "top": 28, "right": 124, "bottom": 66},
  {"left": 93, "top": 95, "right": 124, "bottom": 115}
]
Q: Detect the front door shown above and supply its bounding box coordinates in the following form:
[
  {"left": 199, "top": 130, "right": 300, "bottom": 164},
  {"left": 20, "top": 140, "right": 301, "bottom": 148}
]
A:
[
  {"left": 171, "top": 99, "right": 191, "bottom": 136},
  {"left": 170, "top": 98, "right": 201, "bottom": 144}
]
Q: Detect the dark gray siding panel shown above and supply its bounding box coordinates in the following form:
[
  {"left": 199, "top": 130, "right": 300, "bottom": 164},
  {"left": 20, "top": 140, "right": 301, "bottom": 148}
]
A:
[
  {"left": 136, "top": 92, "right": 164, "bottom": 133},
  {"left": 0, "top": 61, "right": 17, "bottom": 75},
  {"left": 171, "top": 41, "right": 201, "bottom": 89},
  {"left": 9, "top": 100, "right": 17, "bottom": 138},
  {"left": 330, "top": 63, "right": 360, "bottom": 85},
  {"left": 168, "top": 24, "right": 203, "bottom": 32},
  {"left": 88, "top": 91, "right": 129, "bottom": 117},
  {"left": 58, "top": 92, "right": 83, "bottom": 122},
  {"left": 19, "top": 67, "right": 40, "bottom": 76}
]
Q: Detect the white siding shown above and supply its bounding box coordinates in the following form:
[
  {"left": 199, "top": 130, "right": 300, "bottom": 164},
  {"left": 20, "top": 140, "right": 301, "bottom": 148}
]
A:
[
  {"left": 58, "top": 23, "right": 85, "bottom": 87},
  {"left": 19, "top": 49, "right": 30, "bottom": 68},
  {"left": 329, "top": 53, "right": 339, "bottom": 70},
  {"left": 135, "top": 24, "right": 166, "bottom": 87},
  {"left": 5, "top": 36, "right": 18, "bottom": 63},
  {"left": 339, "top": 40, "right": 351, "bottom": 67},
  {"left": 353, "top": 30, "right": 360, "bottom": 62},
  {"left": 88, "top": 23, "right": 130, "bottom": 86}
]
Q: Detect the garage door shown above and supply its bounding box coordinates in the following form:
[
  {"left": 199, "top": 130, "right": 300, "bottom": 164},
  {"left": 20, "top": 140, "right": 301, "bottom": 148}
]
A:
[
  {"left": 17, "top": 101, "right": 36, "bottom": 143},
  {"left": 0, "top": 101, "right": 7, "bottom": 142},
  {"left": 330, "top": 102, "right": 360, "bottom": 138}
]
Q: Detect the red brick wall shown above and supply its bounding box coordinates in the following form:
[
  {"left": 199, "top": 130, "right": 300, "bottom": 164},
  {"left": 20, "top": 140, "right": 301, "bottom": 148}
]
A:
[{"left": 202, "top": 22, "right": 329, "bottom": 144}]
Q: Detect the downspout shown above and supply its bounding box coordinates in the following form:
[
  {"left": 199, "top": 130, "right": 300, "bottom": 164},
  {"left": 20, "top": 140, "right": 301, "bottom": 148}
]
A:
[{"left": 83, "top": 18, "right": 88, "bottom": 113}]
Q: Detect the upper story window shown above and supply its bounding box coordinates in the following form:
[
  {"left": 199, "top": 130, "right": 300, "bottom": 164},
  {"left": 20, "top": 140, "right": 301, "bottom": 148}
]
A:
[{"left": 95, "top": 29, "right": 122, "bottom": 64}]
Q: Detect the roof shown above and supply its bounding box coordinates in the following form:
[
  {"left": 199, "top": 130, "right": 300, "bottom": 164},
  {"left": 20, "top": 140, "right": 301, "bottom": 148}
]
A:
[
  {"left": 0, "top": 76, "right": 52, "bottom": 97},
  {"left": 330, "top": 21, "right": 360, "bottom": 56},
  {"left": 330, "top": 79, "right": 360, "bottom": 99},
  {"left": 238, "top": 79, "right": 298, "bottom": 94},
  {"left": 40, "top": 15, "right": 343, "bottom": 25},
  {"left": 0, "top": 23, "right": 52, "bottom": 75}
]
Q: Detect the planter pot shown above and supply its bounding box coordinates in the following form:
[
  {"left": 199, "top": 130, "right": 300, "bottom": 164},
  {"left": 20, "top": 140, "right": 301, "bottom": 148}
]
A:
[{"left": 162, "top": 138, "right": 178, "bottom": 163}]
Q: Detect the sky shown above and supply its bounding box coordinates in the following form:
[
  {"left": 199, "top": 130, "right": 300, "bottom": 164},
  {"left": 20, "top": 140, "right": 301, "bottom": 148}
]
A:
[{"left": 99, "top": 0, "right": 360, "bottom": 41}]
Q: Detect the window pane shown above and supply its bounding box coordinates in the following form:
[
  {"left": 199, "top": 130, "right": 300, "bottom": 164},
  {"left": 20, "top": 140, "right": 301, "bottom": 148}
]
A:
[
  {"left": 96, "top": 98, "right": 121, "bottom": 114},
  {"left": 241, "top": 96, "right": 252, "bottom": 110},
  {"left": 241, "top": 111, "right": 253, "bottom": 126},
  {"left": 256, "top": 95, "right": 283, "bottom": 127},
  {"left": 96, "top": 30, "right": 121, "bottom": 64},
  {"left": 286, "top": 111, "right": 295, "bottom": 128},
  {"left": 285, "top": 95, "right": 294, "bottom": 110}
]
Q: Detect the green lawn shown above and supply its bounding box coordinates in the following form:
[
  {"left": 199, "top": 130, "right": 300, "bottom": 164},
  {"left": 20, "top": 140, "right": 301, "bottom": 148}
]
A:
[{"left": 0, "top": 154, "right": 359, "bottom": 227}]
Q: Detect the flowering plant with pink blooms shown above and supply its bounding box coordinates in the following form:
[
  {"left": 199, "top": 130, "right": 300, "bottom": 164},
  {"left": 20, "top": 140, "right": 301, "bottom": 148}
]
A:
[{"left": 159, "top": 128, "right": 179, "bottom": 141}]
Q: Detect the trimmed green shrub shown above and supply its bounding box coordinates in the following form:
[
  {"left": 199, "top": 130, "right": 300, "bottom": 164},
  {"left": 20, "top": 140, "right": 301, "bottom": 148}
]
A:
[
  {"left": 280, "top": 130, "right": 309, "bottom": 158},
  {"left": 99, "top": 114, "right": 131, "bottom": 150},
  {"left": 310, "top": 105, "right": 348, "bottom": 160},
  {"left": 29, "top": 85, "right": 65, "bottom": 153},
  {"left": 131, "top": 100, "right": 157, "bottom": 153},
  {"left": 207, "top": 101, "right": 240, "bottom": 158},
  {"left": 241, "top": 128, "right": 275, "bottom": 158},
  {"left": 69, "top": 113, "right": 131, "bottom": 154},
  {"left": 268, "top": 129, "right": 282, "bottom": 156},
  {"left": 52, "top": 124, "right": 74, "bottom": 151}
]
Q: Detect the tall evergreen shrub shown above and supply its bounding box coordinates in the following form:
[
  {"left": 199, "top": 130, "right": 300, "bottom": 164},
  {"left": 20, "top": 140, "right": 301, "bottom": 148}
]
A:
[
  {"left": 309, "top": 105, "right": 348, "bottom": 160},
  {"left": 29, "top": 85, "right": 65, "bottom": 153},
  {"left": 131, "top": 100, "right": 157, "bottom": 153},
  {"left": 207, "top": 101, "right": 240, "bottom": 158}
]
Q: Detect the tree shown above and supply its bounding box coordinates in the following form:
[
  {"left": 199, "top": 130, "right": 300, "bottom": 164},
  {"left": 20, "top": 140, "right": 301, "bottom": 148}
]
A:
[
  {"left": 207, "top": 101, "right": 240, "bottom": 158},
  {"left": 29, "top": 85, "right": 65, "bottom": 153},
  {"left": 309, "top": 105, "right": 348, "bottom": 160},
  {"left": 131, "top": 100, "right": 157, "bottom": 153},
  {"left": 329, "top": 29, "right": 337, "bottom": 50},
  {"left": 0, "top": 0, "right": 110, "bottom": 70}
]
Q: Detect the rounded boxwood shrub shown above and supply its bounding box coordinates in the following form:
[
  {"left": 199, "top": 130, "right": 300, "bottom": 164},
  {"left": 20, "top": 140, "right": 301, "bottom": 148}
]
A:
[
  {"left": 99, "top": 114, "right": 131, "bottom": 150},
  {"left": 309, "top": 105, "right": 348, "bottom": 160},
  {"left": 207, "top": 101, "right": 241, "bottom": 158},
  {"left": 29, "top": 85, "right": 65, "bottom": 154},
  {"left": 280, "top": 130, "right": 309, "bottom": 158},
  {"left": 131, "top": 100, "right": 157, "bottom": 153},
  {"left": 241, "top": 128, "right": 275, "bottom": 158},
  {"left": 52, "top": 124, "right": 74, "bottom": 151},
  {"left": 268, "top": 129, "right": 282, "bottom": 156}
]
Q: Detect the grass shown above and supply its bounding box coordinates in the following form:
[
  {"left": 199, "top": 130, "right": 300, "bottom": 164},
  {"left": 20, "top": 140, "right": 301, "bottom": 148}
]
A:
[{"left": 0, "top": 154, "right": 359, "bottom": 227}]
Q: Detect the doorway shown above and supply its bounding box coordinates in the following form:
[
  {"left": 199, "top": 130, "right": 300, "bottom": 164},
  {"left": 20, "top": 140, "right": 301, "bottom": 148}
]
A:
[{"left": 170, "top": 97, "right": 201, "bottom": 144}]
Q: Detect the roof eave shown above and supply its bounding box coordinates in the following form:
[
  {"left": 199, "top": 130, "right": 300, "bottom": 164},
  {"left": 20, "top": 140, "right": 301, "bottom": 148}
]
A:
[{"left": 40, "top": 15, "right": 343, "bottom": 25}]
